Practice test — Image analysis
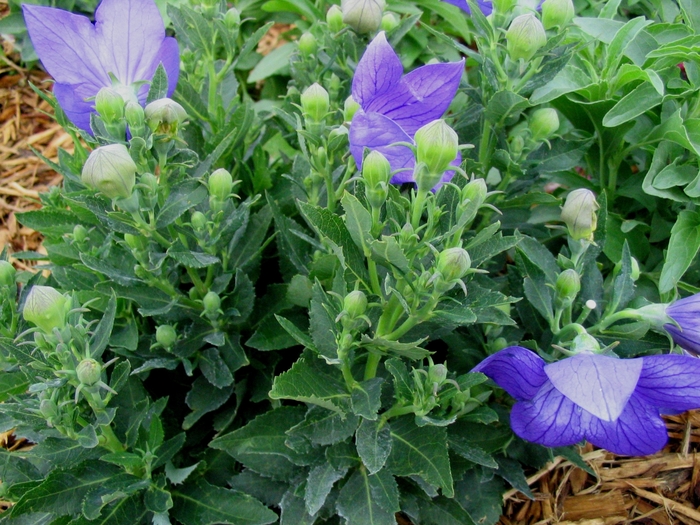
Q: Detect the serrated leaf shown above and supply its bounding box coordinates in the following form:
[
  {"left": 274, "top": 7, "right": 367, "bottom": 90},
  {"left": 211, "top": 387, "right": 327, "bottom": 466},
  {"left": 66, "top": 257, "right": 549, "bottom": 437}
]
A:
[
  {"left": 341, "top": 192, "right": 373, "bottom": 251},
  {"left": 356, "top": 418, "right": 392, "bottom": 475},
  {"left": 659, "top": 210, "right": 700, "bottom": 293},
  {"left": 0, "top": 371, "right": 29, "bottom": 402},
  {"left": 156, "top": 181, "right": 208, "bottom": 229},
  {"left": 199, "top": 347, "right": 234, "bottom": 388},
  {"left": 309, "top": 281, "right": 340, "bottom": 362},
  {"left": 448, "top": 436, "right": 497, "bottom": 468},
  {"left": 147, "top": 64, "right": 169, "bottom": 103},
  {"left": 287, "top": 405, "right": 359, "bottom": 446},
  {"left": 336, "top": 469, "right": 398, "bottom": 525},
  {"left": 495, "top": 456, "right": 533, "bottom": 500},
  {"left": 350, "top": 378, "right": 384, "bottom": 420},
  {"left": 166, "top": 462, "right": 200, "bottom": 485},
  {"left": 305, "top": 464, "right": 346, "bottom": 515},
  {"left": 183, "top": 376, "right": 233, "bottom": 430}
]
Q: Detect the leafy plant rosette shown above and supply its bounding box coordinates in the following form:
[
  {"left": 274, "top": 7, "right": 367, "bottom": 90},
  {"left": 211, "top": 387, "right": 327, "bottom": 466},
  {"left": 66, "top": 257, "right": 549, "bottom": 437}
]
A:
[{"left": 5, "top": 0, "right": 700, "bottom": 524}]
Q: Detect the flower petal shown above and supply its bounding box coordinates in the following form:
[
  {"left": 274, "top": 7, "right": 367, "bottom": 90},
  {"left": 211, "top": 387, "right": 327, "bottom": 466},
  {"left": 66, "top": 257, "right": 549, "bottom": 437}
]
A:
[
  {"left": 352, "top": 32, "right": 403, "bottom": 109},
  {"left": 349, "top": 110, "right": 414, "bottom": 174},
  {"left": 545, "top": 353, "right": 642, "bottom": 422},
  {"left": 22, "top": 4, "right": 108, "bottom": 88},
  {"left": 53, "top": 83, "right": 95, "bottom": 132},
  {"left": 634, "top": 354, "right": 700, "bottom": 412},
  {"left": 585, "top": 394, "right": 668, "bottom": 456},
  {"left": 440, "top": 0, "right": 493, "bottom": 15},
  {"left": 135, "top": 38, "right": 181, "bottom": 103},
  {"left": 471, "top": 346, "right": 547, "bottom": 401},
  {"left": 366, "top": 61, "right": 465, "bottom": 136},
  {"left": 510, "top": 381, "right": 585, "bottom": 447}
]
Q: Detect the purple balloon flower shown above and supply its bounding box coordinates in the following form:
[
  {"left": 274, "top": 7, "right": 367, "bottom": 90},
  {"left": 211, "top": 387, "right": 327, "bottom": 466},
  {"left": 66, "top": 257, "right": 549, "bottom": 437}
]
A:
[
  {"left": 22, "top": 0, "right": 180, "bottom": 132},
  {"left": 441, "top": 0, "right": 493, "bottom": 15},
  {"left": 664, "top": 294, "right": 700, "bottom": 355},
  {"left": 473, "top": 346, "right": 700, "bottom": 456},
  {"left": 349, "top": 32, "right": 464, "bottom": 186}
]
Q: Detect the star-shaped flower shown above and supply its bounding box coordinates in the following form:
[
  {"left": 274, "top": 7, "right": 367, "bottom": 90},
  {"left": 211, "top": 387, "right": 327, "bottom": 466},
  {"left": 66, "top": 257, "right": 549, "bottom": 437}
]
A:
[
  {"left": 22, "top": 0, "right": 180, "bottom": 132},
  {"left": 473, "top": 346, "right": 700, "bottom": 455},
  {"left": 349, "top": 32, "right": 464, "bottom": 186}
]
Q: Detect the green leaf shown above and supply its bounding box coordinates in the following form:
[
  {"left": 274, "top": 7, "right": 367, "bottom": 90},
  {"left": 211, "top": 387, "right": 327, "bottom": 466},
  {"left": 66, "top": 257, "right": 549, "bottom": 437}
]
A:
[
  {"left": 171, "top": 478, "right": 277, "bottom": 525},
  {"left": 16, "top": 209, "right": 77, "bottom": 237},
  {"left": 602, "top": 82, "right": 662, "bottom": 127},
  {"left": 530, "top": 64, "right": 592, "bottom": 105},
  {"left": 274, "top": 315, "right": 316, "bottom": 350},
  {"left": 659, "top": 210, "right": 700, "bottom": 293},
  {"left": 356, "top": 418, "right": 393, "bottom": 475},
  {"left": 523, "top": 276, "right": 554, "bottom": 324},
  {"left": 679, "top": 0, "right": 700, "bottom": 30},
  {"left": 336, "top": 469, "right": 399, "bottom": 525},
  {"left": 280, "top": 487, "right": 315, "bottom": 525},
  {"left": 457, "top": 468, "right": 506, "bottom": 525},
  {"left": 156, "top": 180, "right": 208, "bottom": 229},
  {"left": 287, "top": 405, "right": 359, "bottom": 446},
  {"left": 309, "top": 281, "right": 340, "bottom": 362},
  {"left": 166, "top": 462, "right": 201, "bottom": 485},
  {"left": 386, "top": 416, "right": 453, "bottom": 497},
  {"left": 167, "top": 5, "right": 214, "bottom": 56},
  {"left": 89, "top": 294, "right": 116, "bottom": 359},
  {"left": 183, "top": 376, "right": 234, "bottom": 430},
  {"left": 0, "top": 371, "right": 29, "bottom": 402},
  {"left": 199, "top": 347, "right": 234, "bottom": 388},
  {"left": 370, "top": 236, "right": 411, "bottom": 274},
  {"left": 350, "top": 378, "right": 384, "bottom": 420},
  {"left": 484, "top": 91, "right": 530, "bottom": 125},
  {"left": 269, "top": 351, "right": 350, "bottom": 414},
  {"left": 146, "top": 64, "right": 169, "bottom": 103},
  {"left": 417, "top": 495, "right": 476, "bottom": 525},
  {"left": 608, "top": 241, "right": 636, "bottom": 314},
  {"left": 168, "top": 246, "right": 220, "bottom": 269},
  {"left": 360, "top": 335, "right": 430, "bottom": 360},
  {"left": 261, "top": 0, "right": 322, "bottom": 21},
  {"left": 305, "top": 463, "right": 347, "bottom": 515},
  {"left": 604, "top": 17, "right": 654, "bottom": 76},
  {"left": 80, "top": 253, "right": 139, "bottom": 286},
  {"left": 448, "top": 436, "right": 497, "bottom": 468},
  {"left": 341, "top": 193, "right": 373, "bottom": 252},
  {"left": 496, "top": 456, "right": 533, "bottom": 499},
  {"left": 247, "top": 43, "right": 295, "bottom": 83},
  {"left": 25, "top": 438, "right": 102, "bottom": 468}
]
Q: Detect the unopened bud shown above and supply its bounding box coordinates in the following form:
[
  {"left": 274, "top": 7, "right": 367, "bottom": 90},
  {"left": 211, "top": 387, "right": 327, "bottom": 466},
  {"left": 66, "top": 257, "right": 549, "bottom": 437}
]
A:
[
  {"left": 571, "top": 332, "right": 601, "bottom": 355},
  {"left": 541, "top": 0, "right": 574, "bottom": 29},
  {"left": 203, "top": 291, "right": 221, "bottom": 314},
  {"left": 561, "top": 189, "right": 599, "bottom": 241},
  {"left": 125, "top": 101, "right": 144, "bottom": 129},
  {"left": 344, "top": 95, "right": 360, "bottom": 122},
  {"left": 82, "top": 144, "right": 137, "bottom": 200},
  {"left": 428, "top": 363, "right": 448, "bottom": 385},
  {"left": 209, "top": 169, "right": 233, "bottom": 201},
  {"left": 298, "top": 32, "right": 317, "bottom": 57},
  {"left": 156, "top": 325, "right": 177, "bottom": 348},
  {"left": 95, "top": 87, "right": 125, "bottom": 123},
  {"left": 437, "top": 247, "right": 471, "bottom": 282},
  {"left": 144, "top": 98, "right": 187, "bottom": 134},
  {"left": 23, "top": 286, "right": 68, "bottom": 333},
  {"left": 506, "top": 14, "right": 547, "bottom": 62},
  {"left": 363, "top": 151, "right": 391, "bottom": 208},
  {"left": 343, "top": 290, "right": 368, "bottom": 318},
  {"left": 40, "top": 398, "right": 58, "bottom": 420},
  {"left": 555, "top": 269, "right": 581, "bottom": 308},
  {"left": 224, "top": 7, "right": 241, "bottom": 29},
  {"left": 76, "top": 358, "right": 102, "bottom": 386},
  {"left": 341, "top": 0, "right": 385, "bottom": 33},
  {"left": 381, "top": 13, "right": 399, "bottom": 32},
  {"left": 0, "top": 261, "right": 15, "bottom": 287},
  {"left": 614, "top": 257, "right": 641, "bottom": 282},
  {"left": 124, "top": 233, "right": 148, "bottom": 252},
  {"left": 72, "top": 225, "right": 88, "bottom": 243},
  {"left": 191, "top": 211, "right": 207, "bottom": 230},
  {"left": 414, "top": 120, "right": 458, "bottom": 191},
  {"left": 530, "top": 108, "right": 559, "bottom": 141},
  {"left": 328, "top": 126, "right": 349, "bottom": 152},
  {"left": 301, "top": 83, "right": 330, "bottom": 123},
  {"left": 327, "top": 5, "right": 344, "bottom": 32}
]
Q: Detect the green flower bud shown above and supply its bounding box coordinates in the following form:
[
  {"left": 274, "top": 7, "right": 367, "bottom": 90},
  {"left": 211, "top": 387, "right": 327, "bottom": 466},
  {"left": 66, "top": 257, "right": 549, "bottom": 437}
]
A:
[
  {"left": 191, "top": 211, "right": 207, "bottom": 230},
  {"left": 156, "top": 325, "right": 178, "bottom": 348},
  {"left": 327, "top": 5, "right": 344, "bottom": 32},
  {"left": 208, "top": 168, "right": 233, "bottom": 201},
  {"left": 301, "top": 83, "right": 330, "bottom": 123},
  {"left": 437, "top": 247, "right": 471, "bottom": 282},
  {"left": 362, "top": 151, "right": 391, "bottom": 208},
  {"left": 414, "top": 120, "right": 459, "bottom": 190},
  {"left": 125, "top": 101, "right": 145, "bottom": 130},
  {"left": 570, "top": 332, "right": 601, "bottom": 355},
  {"left": 555, "top": 269, "right": 581, "bottom": 308},
  {"left": 529, "top": 108, "right": 559, "bottom": 141},
  {"left": 344, "top": 95, "right": 360, "bottom": 122},
  {"left": 341, "top": 0, "right": 385, "bottom": 33},
  {"left": 124, "top": 233, "right": 148, "bottom": 252},
  {"left": 381, "top": 12, "right": 399, "bottom": 32},
  {"left": 343, "top": 290, "right": 368, "bottom": 318},
  {"left": 506, "top": 14, "right": 547, "bottom": 62},
  {"left": 76, "top": 358, "right": 102, "bottom": 386},
  {"left": 298, "top": 32, "right": 317, "bottom": 58},
  {"left": 457, "top": 178, "right": 488, "bottom": 224},
  {"left": 144, "top": 98, "right": 187, "bottom": 134},
  {"left": 561, "top": 188, "right": 599, "bottom": 241},
  {"left": 428, "top": 363, "right": 448, "bottom": 385},
  {"left": 95, "top": 87, "right": 125, "bottom": 123},
  {"left": 510, "top": 135, "right": 525, "bottom": 157},
  {"left": 203, "top": 291, "right": 221, "bottom": 314},
  {"left": 224, "top": 7, "right": 241, "bottom": 29},
  {"left": 72, "top": 224, "right": 88, "bottom": 243},
  {"left": 614, "top": 257, "right": 641, "bottom": 282},
  {"left": 541, "top": 0, "right": 575, "bottom": 29},
  {"left": 82, "top": 144, "right": 137, "bottom": 200},
  {"left": 40, "top": 398, "right": 59, "bottom": 420},
  {"left": 23, "top": 285, "right": 68, "bottom": 333},
  {"left": 328, "top": 126, "right": 349, "bottom": 152},
  {"left": 0, "top": 261, "right": 15, "bottom": 287}
]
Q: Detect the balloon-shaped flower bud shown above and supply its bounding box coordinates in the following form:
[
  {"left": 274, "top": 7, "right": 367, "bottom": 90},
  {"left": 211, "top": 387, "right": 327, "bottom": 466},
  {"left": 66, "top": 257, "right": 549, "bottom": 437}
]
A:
[
  {"left": 428, "top": 363, "right": 448, "bottom": 385},
  {"left": 0, "top": 261, "right": 16, "bottom": 288},
  {"left": 327, "top": 5, "right": 344, "bottom": 32},
  {"left": 40, "top": 398, "right": 59, "bottom": 420},
  {"left": 555, "top": 269, "right": 581, "bottom": 308},
  {"left": 363, "top": 151, "right": 391, "bottom": 208},
  {"left": 72, "top": 224, "right": 88, "bottom": 243},
  {"left": 614, "top": 257, "right": 641, "bottom": 282},
  {"left": 328, "top": 126, "right": 349, "bottom": 152},
  {"left": 341, "top": 0, "right": 385, "bottom": 33},
  {"left": 82, "top": 144, "right": 137, "bottom": 200},
  {"left": 541, "top": 0, "right": 575, "bottom": 29},
  {"left": 506, "top": 14, "right": 547, "bottom": 62},
  {"left": 224, "top": 7, "right": 241, "bottom": 30},
  {"left": 95, "top": 87, "right": 125, "bottom": 123},
  {"left": 344, "top": 95, "right": 360, "bottom": 122},
  {"left": 209, "top": 168, "right": 233, "bottom": 201},
  {"left": 144, "top": 98, "right": 187, "bottom": 134},
  {"left": 23, "top": 285, "right": 68, "bottom": 333},
  {"left": 437, "top": 247, "right": 471, "bottom": 282},
  {"left": 203, "top": 291, "right": 221, "bottom": 314},
  {"left": 76, "top": 358, "right": 102, "bottom": 386},
  {"left": 343, "top": 290, "right": 368, "bottom": 318},
  {"left": 530, "top": 108, "right": 560, "bottom": 141},
  {"left": 156, "top": 324, "right": 178, "bottom": 348},
  {"left": 414, "top": 120, "right": 459, "bottom": 192},
  {"left": 298, "top": 32, "right": 317, "bottom": 57},
  {"left": 561, "top": 189, "right": 599, "bottom": 241},
  {"left": 381, "top": 13, "right": 399, "bottom": 32},
  {"left": 125, "top": 101, "right": 144, "bottom": 129},
  {"left": 570, "top": 332, "right": 601, "bottom": 355},
  {"left": 191, "top": 211, "right": 207, "bottom": 231},
  {"left": 301, "top": 83, "right": 330, "bottom": 123},
  {"left": 458, "top": 178, "right": 488, "bottom": 224}
]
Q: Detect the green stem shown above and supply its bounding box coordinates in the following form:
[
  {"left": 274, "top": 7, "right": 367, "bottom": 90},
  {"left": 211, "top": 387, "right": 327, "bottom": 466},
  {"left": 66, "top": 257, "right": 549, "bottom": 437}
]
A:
[
  {"left": 99, "top": 424, "right": 125, "bottom": 453},
  {"left": 589, "top": 308, "right": 642, "bottom": 334},
  {"left": 478, "top": 121, "right": 493, "bottom": 172},
  {"left": 368, "top": 259, "right": 382, "bottom": 298},
  {"left": 411, "top": 189, "right": 428, "bottom": 230},
  {"left": 363, "top": 353, "right": 381, "bottom": 381},
  {"left": 378, "top": 404, "right": 416, "bottom": 429}
]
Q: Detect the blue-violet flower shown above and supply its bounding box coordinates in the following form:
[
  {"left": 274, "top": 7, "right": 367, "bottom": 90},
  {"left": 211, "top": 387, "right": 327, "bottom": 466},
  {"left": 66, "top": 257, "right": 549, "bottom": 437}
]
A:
[
  {"left": 349, "top": 32, "right": 464, "bottom": 187},
  {"left": 22, "top": 0, "right": 180, "bottom": 132},
  {"left": 441, "top": 0, "right": 493, "bottom": 15},
  {"left": 473, "top": 346, "right": 700, "bottom": 455},
  {"left": 664, "top": 294, "right": 700, "bottom": 355}
]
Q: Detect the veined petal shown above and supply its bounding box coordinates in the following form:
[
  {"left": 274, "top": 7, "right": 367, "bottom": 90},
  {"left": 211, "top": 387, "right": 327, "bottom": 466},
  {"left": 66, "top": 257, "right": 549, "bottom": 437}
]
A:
[
  {"left": 664, "top": 324, "right": 700, "bottom": 355},
  {"left": 22, "top": 5, "right": 109, "bottom": 88},
  {"left": 471, "top": 346, "right": 547, "bottom": 401},
  {"left": 634, "top": 354, "right": 700, "bottom": 412},
  {"left": 352, "top": 32, "right": 403, "bottom": 108},
  {"left": 585, "top": 395, "right": 668, "bottom": 456},
  {"left": 367, "top": 60, "right": 465, "bottom": 136},
  {"left": 54, "top": 83, "right": 95, "bottom": 133},
  {"left": 135, "top": 38, "right": 181, "bottom": 103},
  {"left": 545, "top": 353, "right": 642, "bottom": 422},
  {"left": 349, "top": 110, "right": 414, "bottom": 173},
  {"left": 510, "top": 382, "right": 585, "bottom": 447},
  {"left": 441, "top": 0, "right": 493, "bottom": 15},
  {"left": 93, "top": 0, "right": 171, "bottom": 85}
]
